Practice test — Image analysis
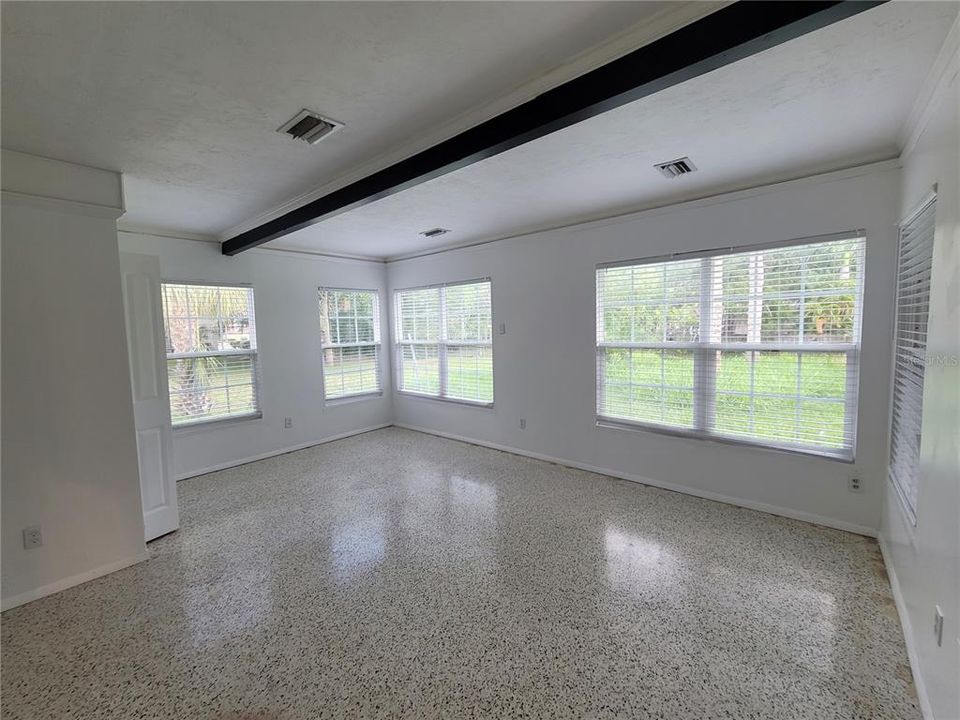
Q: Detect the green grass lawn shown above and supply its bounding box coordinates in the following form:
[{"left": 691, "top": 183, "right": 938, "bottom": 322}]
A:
[
  {"left": 322, "top": 354, "right": 380, "bottom": 398},
  {"left": 168, "top": 348, "right": 846, "bottom": 449},
  {"left": 400, "top": 353, "right": 493, "bottom": 403},
  {"left": 602, "top": 350, "right": 848, "bottom": 447}
]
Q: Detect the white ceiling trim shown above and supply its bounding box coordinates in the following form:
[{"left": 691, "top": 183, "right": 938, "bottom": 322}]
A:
[
  {"left": 117, "top": 226, "right": 383, "bottom": 264},
  {"left": 118, "top": 225, "right": 219, "bottom": 244},
  {"left": 249, "top": 245, "right": 385, "bottom": 265},
  {"left": 215, "top": 1, "right": 726, "bottom": 244},
  {"left": 1, "top": 190, "right": 126, "bottom": 220},
  {"left": 899, "top": 11, "right": 960, "bottom": 156},
  {"left": 246, "top": 245, "right": 387, "bottom": 265},
  {"left": 383, "top": 158, "right": 902, "bottom": 264}
]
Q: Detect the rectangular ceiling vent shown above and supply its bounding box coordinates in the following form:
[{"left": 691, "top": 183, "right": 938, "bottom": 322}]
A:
[
  {"left": 420, "top": 227, "right": 450, "bottom": 238},
  {"left": 277, "top": 109, "right": 343, "bottom": 145},
  {"left": 655, "top": 157, "right": 697, "bottom": 179}
]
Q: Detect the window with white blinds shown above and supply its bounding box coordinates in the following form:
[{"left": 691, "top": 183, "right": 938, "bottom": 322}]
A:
[
  {"left": 889, "top": 196, "right": 936, "bottom": 524},
  {"left": 596, "top": 233, "right": 865, "bottom": 458},
  {"left": 319, "top": 288, "right": 382, "bottom": 400},
  {"left": 395, "top": 279, "right": 493, "bottom": 405},
  {"left": 161, "top": 283, "right": 260, "bottom": 426}
]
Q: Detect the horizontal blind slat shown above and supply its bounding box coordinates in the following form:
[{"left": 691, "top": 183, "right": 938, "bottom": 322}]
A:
[
  {"left": 888, "top": 198, "right": 936, "bottom": 522},
  {"left": 162, "top": 282, "right": 261, "bottom": 426},
  {"left": 395, "top": 280, "right": 493, "bottom": 403},
  {"left": 319, "top": 288, "right": 383, "bottom": 400},
  {"left": 597, "top": 235, "right": 863, "bottom": 456}
]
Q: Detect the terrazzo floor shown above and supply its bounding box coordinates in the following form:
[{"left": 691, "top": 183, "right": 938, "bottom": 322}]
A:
[{"left": 2, "top": 427, "right": 918, "bottom": 719}]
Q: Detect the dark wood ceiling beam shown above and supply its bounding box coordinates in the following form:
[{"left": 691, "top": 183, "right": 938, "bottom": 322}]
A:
[{"left": 223, "top": 1, "right": 883, "bottom": 256}]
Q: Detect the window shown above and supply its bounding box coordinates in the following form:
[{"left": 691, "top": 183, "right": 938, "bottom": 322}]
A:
[
  {"left": 161, "top": 283, "right": 260, "bottom": 427},
  {"left": 889, "top": 196, "right": 936, "bottom": 524},
  {"left": 318, "top": 288, "right": 382, "bottom": 400},
  {"left": 395, "top": 279, "right": 493, "bottom": 404},
  {"left": 596, "top": 233, "right": 865, "bottom": 459}
]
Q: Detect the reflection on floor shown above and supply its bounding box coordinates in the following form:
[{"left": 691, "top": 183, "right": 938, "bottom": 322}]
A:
[{"left": 1, "top": 427, "right": 918, "bottom": 719}]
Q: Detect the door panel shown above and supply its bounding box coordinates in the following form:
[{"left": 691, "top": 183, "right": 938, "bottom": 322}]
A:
[
  {"left": 136, "top": 428, "right": 168, "bottom": 512},
  {"left": 121, "top": 252, "right": 179, "bottom": 541}
]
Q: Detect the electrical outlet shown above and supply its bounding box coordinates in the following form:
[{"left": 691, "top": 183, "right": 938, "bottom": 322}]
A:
[
  {"left": 934, "top": 606, "right": 944, "bottom": 646},
  {"left": 498, "top": 322, "right": 506, "bottom": 335},
  {"left": 284, "top": 417, "right": 293, "bottom": 429},
  {"left": 848, "top": 477, "right": 862, "bottom": 493},
  {"left": 519, "top": 418, "right": 526, "bottom": 429},
  {"left": 22, "top": 526, "right": 43, "bottom": 550}
]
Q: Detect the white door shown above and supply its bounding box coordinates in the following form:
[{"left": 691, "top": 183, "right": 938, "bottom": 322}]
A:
[{"left": 120, "top": 252, "right": 179, "bottom": 541}]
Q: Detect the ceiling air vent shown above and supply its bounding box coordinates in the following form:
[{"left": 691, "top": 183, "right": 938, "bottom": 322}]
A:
[
  {"left": 277, "top": 109, "right": 343, "bottom": 145},
  {"left": 655, "top": 157, "right": 697, "bottom": 179},
  {"left": 420, "top": 228, "right": 450, "bottom": 238}
]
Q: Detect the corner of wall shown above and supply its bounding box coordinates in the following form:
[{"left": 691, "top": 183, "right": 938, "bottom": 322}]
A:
[{"left": 2, "top": 150, "right": 146, "bottom": 611}]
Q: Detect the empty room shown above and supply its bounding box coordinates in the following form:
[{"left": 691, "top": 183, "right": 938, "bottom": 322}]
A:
[{"left": 1, "top": 1, "right": 958, "bottom": 718}]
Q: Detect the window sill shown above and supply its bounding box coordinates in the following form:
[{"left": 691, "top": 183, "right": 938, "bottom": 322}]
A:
[
  {"left": 172, "top": 412, "right": 263, "bottom": 435},
  {"left": 325, "top": 390, "right": 383, "bottom": 406},
  {"left": 396, "top": 390, "right": 494, "bottom": 409},
  {"left": 596, "top": 416, "right": 854, "bottom": 463}
]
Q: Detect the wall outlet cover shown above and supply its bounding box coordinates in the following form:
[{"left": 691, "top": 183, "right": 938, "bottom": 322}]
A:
[{"left": 22, "top": 525, "right": 43, "bottom": 550}]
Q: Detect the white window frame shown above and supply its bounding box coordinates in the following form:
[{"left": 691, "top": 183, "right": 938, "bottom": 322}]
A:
[
  {"left": 161, "top": 280, "right": 262, "bottom": 429},
  {"left": 596, "top": 231, "right": 865, "bottom": 461},
  {"left": 318, "top": 287, "right": 383, "bottom": 402},
  {"left": 394, "top": 278, "right": 494, "bottom": 407},
  {"left": 888, "top": 192, "right": 937, "bottom": 526}
]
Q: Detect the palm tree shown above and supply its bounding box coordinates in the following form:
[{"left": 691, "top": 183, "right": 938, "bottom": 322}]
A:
[{"left": 163, "top": 285, "right": 253, "bottom": 421}]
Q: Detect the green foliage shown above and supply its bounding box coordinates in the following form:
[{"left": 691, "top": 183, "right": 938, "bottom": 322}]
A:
[
  {"left": 400, "top": 350, "right": 493, "bottom": 403},
  {"left": 602, "top": 350, "right": 849, "bottom": 448},
  {"left": 162, "top": 284, "right": 257, "bottom": 424},
  {"left": 599, "top": 239, "right": 860, "bottom": 344}
]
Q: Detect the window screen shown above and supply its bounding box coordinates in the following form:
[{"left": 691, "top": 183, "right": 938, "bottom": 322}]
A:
[
  {"left": 161, "top": 283, "right": 260, "bottom": 426},
  {"left": 319, "top": 288, "right": 382, "bottom": 400},
  {"left": 596, "top": 233, "right": 865, "bottom": 458},
  {"left": 395, "top": 279, "right": 493, "bottom": 404},
  {"left": 889, "top": 197, "right": 936, "bottom": 523}
]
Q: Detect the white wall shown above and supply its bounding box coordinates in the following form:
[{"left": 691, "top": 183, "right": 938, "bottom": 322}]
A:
[
  {"left": 1, "top": 151, "right": 147, "bottom": 609},
  {"left": 117, "top": 233, "right": 393, "bottom": 480},
  {"left": 388, "top": 163, "right": 901, "bottom": 535},
  {"left": 880, "top": 40, "right": 959, "bottom": 720}
]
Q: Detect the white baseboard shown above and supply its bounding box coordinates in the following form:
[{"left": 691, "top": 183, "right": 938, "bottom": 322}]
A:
[
  {"left": 394, "top": 423, "right": 878, "bottom": 538},
  {"left": 174, "top": 423, "right": 394, "bottom": 480},
  {"left": 878, "top": 534, "right": 933, "bottom": 720},
  {"left": 1, "top": 551, "right": 151, "bottom": 612},
  {"left": 2, "top": 425, "right": 392, "bottom": 612}
]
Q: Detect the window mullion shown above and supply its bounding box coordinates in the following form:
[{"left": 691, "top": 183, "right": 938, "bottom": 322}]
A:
[
  {"left": 438, "top": 287, "right": 448, "bottom": 397},
  {"left": 695, "top": 257, "right": 716, "bottom": 432}
]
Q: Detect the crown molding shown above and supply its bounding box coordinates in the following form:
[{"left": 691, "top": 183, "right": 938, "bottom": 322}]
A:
[
  {"left": 249, "top": 245, "right": 385, "bottom": 265},
  {"left": 899, "top": 12, "right": 960, "bottom": 157},
  {"left": 1, "top": 190, "right": 125, "bottom": 220},
  {"left": 117, "top": 224, "right": 219, "bottom": 244},
  {"left": 385, "top": 157, "right": 902, "bottom": 263}
]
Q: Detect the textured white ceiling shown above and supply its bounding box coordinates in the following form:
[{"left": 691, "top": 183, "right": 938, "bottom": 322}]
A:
[
  {"left": 270, "top": 1, "right": 958, "bottom": 259},
  {"left": 1, "top": 0, "right": 677, "bottom": 236},
  {"left": 2, "top": 1, "right": 955, "bottom": 260}
]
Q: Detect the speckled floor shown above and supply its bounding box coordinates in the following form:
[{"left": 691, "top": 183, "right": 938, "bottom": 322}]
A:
[{"left": 2, "top": 427, "right": 917, "bottom": 719}]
